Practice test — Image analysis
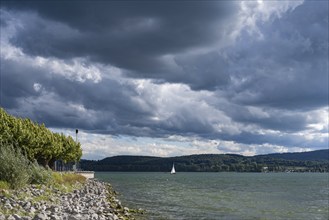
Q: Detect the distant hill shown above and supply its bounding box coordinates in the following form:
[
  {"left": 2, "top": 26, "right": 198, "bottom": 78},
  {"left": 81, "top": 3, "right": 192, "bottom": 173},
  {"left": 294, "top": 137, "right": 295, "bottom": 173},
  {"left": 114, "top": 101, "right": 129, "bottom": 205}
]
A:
[
  {"left": 80, "top": 149, "right": 329, "bottom": 172},
  {"left": 257, "top": 149, "right": 329, "bottom": 161}
]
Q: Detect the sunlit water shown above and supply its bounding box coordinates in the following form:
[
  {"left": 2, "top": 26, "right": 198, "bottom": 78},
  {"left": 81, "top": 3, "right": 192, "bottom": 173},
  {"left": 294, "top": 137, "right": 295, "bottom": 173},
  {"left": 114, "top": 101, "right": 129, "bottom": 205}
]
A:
[{"left": 95, "top": 172, "right": 329, "bottom": 220}]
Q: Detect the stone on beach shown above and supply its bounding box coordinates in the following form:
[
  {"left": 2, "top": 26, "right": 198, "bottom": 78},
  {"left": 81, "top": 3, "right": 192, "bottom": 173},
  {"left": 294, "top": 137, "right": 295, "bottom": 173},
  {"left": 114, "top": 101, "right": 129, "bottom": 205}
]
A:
[{"left": 0, "top": 179, "right": 137, "bottom": 220}]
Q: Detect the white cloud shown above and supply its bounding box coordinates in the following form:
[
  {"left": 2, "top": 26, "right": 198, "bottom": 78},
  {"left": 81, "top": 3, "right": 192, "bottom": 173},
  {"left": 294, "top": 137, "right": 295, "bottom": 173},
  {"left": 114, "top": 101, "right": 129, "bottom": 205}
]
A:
[
  {"left": 35, "top": 57, "right": 103, "bottom": 83},
  {"left": 52, "top": 129, "right": 317, "bottom": 159},
  {"left": 33, "top": 83, "right": 42, "bottom": 92},
  {"left": 0, "top": 11, "right": 103, "bottom": 84},
  {"left": 233, "top": 0, "right": 304, "bottom": 40}
]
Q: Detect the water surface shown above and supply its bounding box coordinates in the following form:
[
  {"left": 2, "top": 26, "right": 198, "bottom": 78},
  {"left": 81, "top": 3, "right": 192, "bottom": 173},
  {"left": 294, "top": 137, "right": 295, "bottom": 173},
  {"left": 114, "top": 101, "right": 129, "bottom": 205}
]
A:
[{"left": 96, "top": 172, "right": 329, "bottom": 220}]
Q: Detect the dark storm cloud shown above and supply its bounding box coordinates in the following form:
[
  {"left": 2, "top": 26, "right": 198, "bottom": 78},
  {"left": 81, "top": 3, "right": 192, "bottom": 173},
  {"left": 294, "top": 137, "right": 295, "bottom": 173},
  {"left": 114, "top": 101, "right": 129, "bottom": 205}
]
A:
[
  {"left": 226, "top": 0, "right": 328, "bottom": 110},
  {"left": 1, "top": 0, "right": 328, "bottom": 154},
  {"left": 4, "top": 1, "right": 326, "bottom": 100},
  {"left": 0, "top": 58, "right": 43, "bottom": 108},
  {"left": 1, "top": 51, "right": 220, "bottom": 138},
  {"left": 174, "top": 52, "right": 231, "bottom": 91},
  {"left": 3, "top": 1, "right": 237, "bottom": 75},
  {"left": 224, "top": 104, "right": 309, "bottom": 133},
  {"left": 0, "top": 55, "right": 156, "bottom": 134},
  {"left": 1, "top": 54, "right": 212, "bottom": 138}
]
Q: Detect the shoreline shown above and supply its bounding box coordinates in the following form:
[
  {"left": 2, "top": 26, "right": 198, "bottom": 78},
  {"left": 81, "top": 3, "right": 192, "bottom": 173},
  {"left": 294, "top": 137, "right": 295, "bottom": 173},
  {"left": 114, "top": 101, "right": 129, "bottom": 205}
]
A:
[{"left": 0, "top": 179, "right": 142, "bottom": 220}]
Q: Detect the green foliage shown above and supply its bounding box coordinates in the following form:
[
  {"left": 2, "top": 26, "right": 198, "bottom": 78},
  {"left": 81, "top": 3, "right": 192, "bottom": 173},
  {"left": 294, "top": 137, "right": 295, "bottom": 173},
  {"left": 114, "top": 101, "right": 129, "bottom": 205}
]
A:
[
  {"left": 30, "top": 161, "right": 53, "bottom": 185},
  {"left": 0, "top": 181, "right": 10, "bottom": 190},
  {"left": 0, "top": 140, "right": 84, "bottom": 189},
  {"left": 0, "top": 142, "right": 32, "bottom": 189},
  {"left": 51, "top": 172, "right": 64, "bottom": 184},
  {"left": 61, "top": 173, "right": 86, "bottom": 185},
  {"left": 0, "top": 108, "right": 82, "bottom": 168},
  {"left": 0, "top": 106, "right": 84, "bottom": 189},
  {"left": 50, "top": 172, "right": 86, "bottom": 193}
]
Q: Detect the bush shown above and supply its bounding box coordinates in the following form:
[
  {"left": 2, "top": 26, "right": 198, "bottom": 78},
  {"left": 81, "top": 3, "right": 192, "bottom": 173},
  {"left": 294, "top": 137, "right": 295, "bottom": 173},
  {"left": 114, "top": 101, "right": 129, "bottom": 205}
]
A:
[
  {"left": 30, "top": 161, "right": 53, "bottom": 185},
  {"left": 0, "top": 141, "right": 85, "bottom": 189},
  {"left": 0, "top": 142, "right": 31, "bottom": 189},
  {"left": 0, "top": 181, "right": 10, "bottom": 190}
]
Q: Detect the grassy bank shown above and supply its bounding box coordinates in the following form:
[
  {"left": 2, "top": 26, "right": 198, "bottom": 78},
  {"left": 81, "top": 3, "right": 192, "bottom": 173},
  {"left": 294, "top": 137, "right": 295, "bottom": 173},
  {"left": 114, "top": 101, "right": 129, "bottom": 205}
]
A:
[{"left": 0, "top": 143, "right": 142, "bottom": 219}]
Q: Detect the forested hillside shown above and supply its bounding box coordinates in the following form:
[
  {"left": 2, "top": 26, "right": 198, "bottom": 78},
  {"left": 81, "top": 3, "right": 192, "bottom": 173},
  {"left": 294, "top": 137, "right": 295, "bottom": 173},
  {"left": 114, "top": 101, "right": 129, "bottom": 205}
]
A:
[
  {"left": 0, "top": 108, "right": 82, "bottom": 168},
  {"left": 80, "top": 150, "right": 329, "bottom": 172},
  {"left": 258, "top": 150, "right": 329, "bottom": 161}
]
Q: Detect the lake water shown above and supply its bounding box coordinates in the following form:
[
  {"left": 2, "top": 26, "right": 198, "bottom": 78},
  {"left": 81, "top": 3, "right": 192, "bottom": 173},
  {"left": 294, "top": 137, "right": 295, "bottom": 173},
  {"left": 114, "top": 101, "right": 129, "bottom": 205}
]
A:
[{"left": 95, "top": 172, "right": 329, "bottom": 220}]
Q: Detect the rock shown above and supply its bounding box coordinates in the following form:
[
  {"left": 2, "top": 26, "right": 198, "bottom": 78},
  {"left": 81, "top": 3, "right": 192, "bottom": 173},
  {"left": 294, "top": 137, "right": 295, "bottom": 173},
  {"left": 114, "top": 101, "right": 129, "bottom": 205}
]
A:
[
  {"left": 0, "top": 179, "right": 135, "bottom": 220},
  {"left": 62, "top": 201, "right": 70, "bottom": 207},
  {"left": 34, "top": 202, "right": 40, "bottom": 210},
  {"left": 65, "top": 207, "right": 72, "bottom": 213},
  {"left": 33, "top": 213, "right": 47, "bottom": 220},
  {"left": 49, "top": 215, "right": 61, "bottom": 220},
  {"left": 7, "top": 215, "right": 16, "bottom": 220},
  {"left": 116, "top": 203, "right": 122, "bottom": 209},
  {"left": 40, "top": 204, "right": 47, "bottom": 211},
  {"left": 4, "top": 203, "right": 13, "bottom": 209},
  {"left": 47, "top": 205, "right": 60, "bottom": 213},
  {"left": 13, "top": 214, "right": 22, "bottom": 220},
  {"left": 103, "top": 207, "right": 114, "bottom": 213},
  {"left": 98, "top": 215, "right": 106, "bottom": 220},
  {"left": 23, "top": 202, "right": 31, "bottom": 210},
  {"left": 72, "top": 208, "right": 80, "bottom": 214},
  {"left": 91, "top": 213, "right": 98, "bottom": 219},
  {"left": 29, "top": 206, "right": 36, "bottom": 213},
  {"left": 68, "top": 214, "right": 82, "bottom": 220}
]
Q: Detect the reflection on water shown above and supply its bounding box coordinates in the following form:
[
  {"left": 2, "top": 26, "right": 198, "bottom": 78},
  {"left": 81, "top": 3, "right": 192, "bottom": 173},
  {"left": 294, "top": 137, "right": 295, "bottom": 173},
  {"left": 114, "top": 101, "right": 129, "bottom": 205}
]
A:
[{"left": 96, "top": 172, "right": 329, "bottom": 220}]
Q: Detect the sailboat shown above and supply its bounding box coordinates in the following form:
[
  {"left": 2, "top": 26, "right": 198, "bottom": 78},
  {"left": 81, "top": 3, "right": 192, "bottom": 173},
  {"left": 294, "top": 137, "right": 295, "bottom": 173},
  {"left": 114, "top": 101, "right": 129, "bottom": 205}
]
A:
[{"left": 170, "top": 163, "right": 176, "bottom": 174}]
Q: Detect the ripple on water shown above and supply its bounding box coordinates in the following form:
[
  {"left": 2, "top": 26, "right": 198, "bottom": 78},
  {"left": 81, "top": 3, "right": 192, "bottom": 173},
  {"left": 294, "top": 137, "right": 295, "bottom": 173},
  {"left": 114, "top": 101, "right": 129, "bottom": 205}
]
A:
[{"left": 96, "top": 172, "right": 329, "bottom": 220}]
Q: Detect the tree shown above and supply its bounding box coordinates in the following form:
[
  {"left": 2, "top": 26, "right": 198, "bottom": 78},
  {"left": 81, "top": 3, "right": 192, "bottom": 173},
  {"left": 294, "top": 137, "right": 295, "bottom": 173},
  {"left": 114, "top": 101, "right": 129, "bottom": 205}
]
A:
[{"left": 0, "top": 108, "right": 82, "bottom": 169}]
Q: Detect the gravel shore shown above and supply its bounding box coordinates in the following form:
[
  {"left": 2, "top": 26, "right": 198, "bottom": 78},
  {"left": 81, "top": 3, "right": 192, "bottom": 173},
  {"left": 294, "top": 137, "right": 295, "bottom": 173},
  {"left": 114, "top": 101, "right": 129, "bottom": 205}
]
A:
[{"left": 0, "top": 179, "right": 141, "bottom": 220}]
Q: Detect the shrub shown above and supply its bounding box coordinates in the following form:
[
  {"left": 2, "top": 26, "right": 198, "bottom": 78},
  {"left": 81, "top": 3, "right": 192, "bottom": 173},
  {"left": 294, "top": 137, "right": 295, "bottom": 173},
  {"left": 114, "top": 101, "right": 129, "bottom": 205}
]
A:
[
  {"left": 0, "top": 181, "right": 10, "bottom": 190},
  {"left": 0, "top": 142, "right": 31, "bottom": 189},
  {"left": 30, "top": 161, "right": 53, "bottom": 185}
]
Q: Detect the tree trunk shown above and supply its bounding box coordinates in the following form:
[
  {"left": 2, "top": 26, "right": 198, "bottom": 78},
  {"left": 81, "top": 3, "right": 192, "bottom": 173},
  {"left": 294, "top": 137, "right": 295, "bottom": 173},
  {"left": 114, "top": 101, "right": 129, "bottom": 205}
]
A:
[{"left": 49, "top": 158, "right": 57, "bottom": 170}]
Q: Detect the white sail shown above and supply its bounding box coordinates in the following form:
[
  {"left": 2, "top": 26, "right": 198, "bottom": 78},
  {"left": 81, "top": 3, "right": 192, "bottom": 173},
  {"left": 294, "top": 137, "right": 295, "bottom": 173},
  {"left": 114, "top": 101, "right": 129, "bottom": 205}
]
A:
[{"left": 171, "top": 163, "right": 176, "bottom": 174}]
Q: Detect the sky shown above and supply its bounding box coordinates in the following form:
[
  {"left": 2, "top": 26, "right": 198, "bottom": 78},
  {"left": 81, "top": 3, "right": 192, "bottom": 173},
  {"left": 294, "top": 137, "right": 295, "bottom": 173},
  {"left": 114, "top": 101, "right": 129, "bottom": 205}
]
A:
[{"left": 0, "top": 0, "right": 328, "bottom": 160}]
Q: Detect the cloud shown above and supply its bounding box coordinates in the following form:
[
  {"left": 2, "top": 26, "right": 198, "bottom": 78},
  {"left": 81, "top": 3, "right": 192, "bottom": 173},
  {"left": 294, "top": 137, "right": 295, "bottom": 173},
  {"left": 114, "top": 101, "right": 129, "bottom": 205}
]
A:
[
  {"left": 3, "top": 1, "right": 238, "bottom": 73},
  {"left": 225, "top": 0, "right": 328, "bottom": 110},
  {"left": 0, "top": 1, "right": 328, "bottom": 159}
]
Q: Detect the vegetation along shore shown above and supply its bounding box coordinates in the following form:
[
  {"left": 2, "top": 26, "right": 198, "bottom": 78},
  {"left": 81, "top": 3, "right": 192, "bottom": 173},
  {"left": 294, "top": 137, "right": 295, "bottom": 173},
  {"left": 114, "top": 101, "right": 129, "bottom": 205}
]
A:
[{"left": 0, "top": 108, "right": 142, "bottom": 219}]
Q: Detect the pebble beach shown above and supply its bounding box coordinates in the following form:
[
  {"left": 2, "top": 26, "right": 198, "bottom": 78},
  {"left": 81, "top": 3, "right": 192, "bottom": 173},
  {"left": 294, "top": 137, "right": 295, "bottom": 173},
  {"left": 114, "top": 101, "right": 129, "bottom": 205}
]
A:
[{"left": 0, "top": 179, "right": 141, "bottom": 220}]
